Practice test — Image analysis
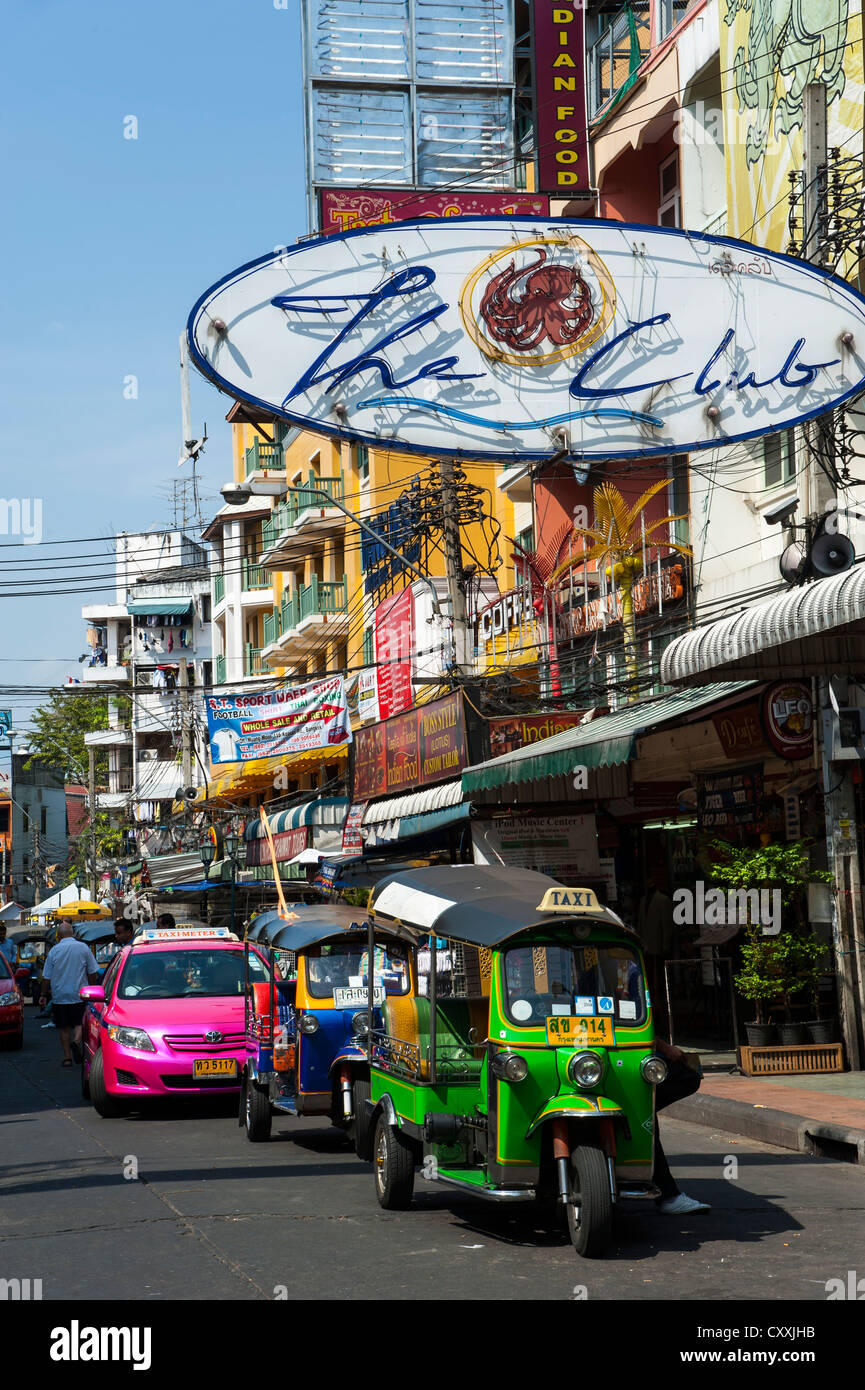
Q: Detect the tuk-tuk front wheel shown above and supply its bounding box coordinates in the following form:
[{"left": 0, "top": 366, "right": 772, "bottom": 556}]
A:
[
  {"left": 567, "top": 1143, "right": 613, "bottom": 1258},
  {"left": 352, "top": 1077, "right": 372, "bottom": 1160},
  {"left": 373, "top": 1116, "right": 416, "bottom": 1210},
  {"left": 244, "top": 1079, "right": 272, "bottom": 1143}
]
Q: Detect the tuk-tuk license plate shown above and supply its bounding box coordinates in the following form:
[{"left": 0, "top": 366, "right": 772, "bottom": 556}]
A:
[
  {"left": 546, "top": 1016, "right": 616, "bottom": 1047},
  {"left": 193, "top": 1058, "right": 238, "bottom": 1079},
  {"left": 333, "top": 985, "right": 385, "bottom": 1008}
]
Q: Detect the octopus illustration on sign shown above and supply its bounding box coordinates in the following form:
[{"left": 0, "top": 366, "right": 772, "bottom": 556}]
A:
[{"left": 186, "top": 216, "right": 865, "bottom": 463}]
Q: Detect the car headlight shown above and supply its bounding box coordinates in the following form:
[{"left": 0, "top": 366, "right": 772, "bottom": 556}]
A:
[
  {"left": 491, "top": 1050, "right": 528, "bottom": 1082},
  {"left": 298, "top": 1013, "right": 319, "bottom": 1035},
  {"left": 641, "top": 1055, "right": 668, "bottom": 1085},
  {"left": 351, "top": 1010, "right": 370, "bottom": 1037},
  {"left": 0, "top": 990, "right": 19, "bottom": 1006},
  {"left": 568, "top": 1051, "right": 604, "bottom": 1088},
  {"left": 107, "top": 1025, "right": 155, "bottom": 1052}
]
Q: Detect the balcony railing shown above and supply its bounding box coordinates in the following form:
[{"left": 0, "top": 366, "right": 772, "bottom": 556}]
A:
[
  {"left": 263, "top": 578, "right": 348, "bottom": 646},
  {"left": 245, "top": 644, "right": 270, "bottom": 676},
  {"left": 242, "top": 559, "right": 270, "bottom": 591},
  {"left": 260, "top": 473, "right": 345, "bottom": 551},
  {"left": 214, "top": 572, "right": 225, "bottom": 606},
  {"left": 245, "top": 438, "right": 282, "bottom": 476},
  {"left": 588, "top": 2, "right": 650, "bottom": 119}
]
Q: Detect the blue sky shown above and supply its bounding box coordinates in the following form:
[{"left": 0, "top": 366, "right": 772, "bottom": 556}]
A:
[{"left": 0, "top": 0, "right": 305, "bottom": 735}]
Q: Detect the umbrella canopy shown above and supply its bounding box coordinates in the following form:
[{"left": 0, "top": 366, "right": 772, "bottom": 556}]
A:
[
  {"left": 75, "top": 921, "right": 120, "bottom": 944},
  {"left": 55, "top": 899, "right": 113, "bottom": 920}
]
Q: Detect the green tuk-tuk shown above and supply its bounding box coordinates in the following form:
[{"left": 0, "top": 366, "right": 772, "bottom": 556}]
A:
[{"left": 358, "top": 865, "right": 668, "bottom": 1258}]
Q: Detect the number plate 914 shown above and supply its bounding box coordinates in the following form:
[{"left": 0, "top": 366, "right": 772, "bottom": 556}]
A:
[{"left": 546, "top": 1016, "right": 616, "bottom": 1047}]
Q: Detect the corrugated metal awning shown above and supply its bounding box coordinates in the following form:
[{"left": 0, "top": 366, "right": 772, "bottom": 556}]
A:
[
  {"left": 143, "top": 852, "right": 204, "bottom": 888},
  {"left": 244, "top": 798, "right": 349, "bottom": 840},
  {"left": 461, "top": 683, "right": 755, "bottom": 794},
  {"left": 362, "top": 779, "right": 470, "bottom": 844},
  {"left": 660, "top": 567, "right": 865, "bottom": 686}
]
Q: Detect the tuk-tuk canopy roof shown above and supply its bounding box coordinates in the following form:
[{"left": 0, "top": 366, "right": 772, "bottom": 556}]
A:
[
  {"left": 369, "top": 866, "right": 630, "bottom": 948},
  {"left": 75, "top": 921, "right": 120, "bottom": 945},
  {"left": 247, "top": 904, "right": 413, "bottom": 953}
]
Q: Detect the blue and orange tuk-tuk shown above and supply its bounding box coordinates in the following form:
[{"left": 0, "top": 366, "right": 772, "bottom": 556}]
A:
[{"left": 240, "top": 905, "right": 417, "bottom": 1153}]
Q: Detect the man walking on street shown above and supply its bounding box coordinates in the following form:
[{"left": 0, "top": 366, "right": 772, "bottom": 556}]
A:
[
  {"left": 0, "top": 923, "right": 16, "bottom": 969},
  {"left": 39, "top": 923, "right": 99, "bottom": 1068}
]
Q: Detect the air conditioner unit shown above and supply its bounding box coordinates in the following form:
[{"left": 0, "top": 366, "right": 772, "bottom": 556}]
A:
[{"left": 139, "top": 749, "right": 158, "bottom": 762}]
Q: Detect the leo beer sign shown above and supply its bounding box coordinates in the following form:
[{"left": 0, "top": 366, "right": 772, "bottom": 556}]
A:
[{"left": 188, "top": 218, "right": 865, "bottom": 463}]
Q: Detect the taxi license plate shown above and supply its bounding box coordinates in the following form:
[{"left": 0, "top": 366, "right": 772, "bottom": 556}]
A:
[
  {"left": 193, "top": 1058, "right": 237, "bottom": 1079},
  {"left": 546, "top": 1016, "right": 616, "bottom": 1047}
]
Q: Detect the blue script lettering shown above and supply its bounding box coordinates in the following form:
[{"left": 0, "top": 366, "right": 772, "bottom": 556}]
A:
[
  {"left": 695, "top": 331, "right": 839, "bottom": 394},
  {"left": 570, "top": 314, "right": 690, "bottom": 399},
  {"left": 274, "top": 266, "right": 483, "bottom": 404}
]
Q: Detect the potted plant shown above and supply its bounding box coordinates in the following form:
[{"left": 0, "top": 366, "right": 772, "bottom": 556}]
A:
[{"left": 708, "top": 841, "right": 831, "bottom": 1046}]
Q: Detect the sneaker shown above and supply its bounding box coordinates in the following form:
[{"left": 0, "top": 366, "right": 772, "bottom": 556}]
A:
[{"left": 658, "top": 1192, "right": 710, "bottom": 1215}]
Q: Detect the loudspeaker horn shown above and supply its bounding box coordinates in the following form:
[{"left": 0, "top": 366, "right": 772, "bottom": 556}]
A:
[{"left": 810, "top": 531, "right": 855, "bottom": 577}]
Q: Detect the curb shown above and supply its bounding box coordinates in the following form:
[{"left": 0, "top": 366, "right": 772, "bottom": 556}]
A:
[{"left": 668, "top": 1093, "right": 865, "bottom": 1165}]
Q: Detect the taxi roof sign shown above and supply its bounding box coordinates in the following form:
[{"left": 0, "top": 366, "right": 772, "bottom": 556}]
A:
[
  {"left": 536, "top": 887, "right": 602, "bottom": 914},
  {"left": 133, "top": 926, "right": 240, "bottom": 943}
]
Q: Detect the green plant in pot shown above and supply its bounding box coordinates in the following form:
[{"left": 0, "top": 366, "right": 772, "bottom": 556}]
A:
[{"left": 708, "top": 840, "right": 831, "bottom": 1046}]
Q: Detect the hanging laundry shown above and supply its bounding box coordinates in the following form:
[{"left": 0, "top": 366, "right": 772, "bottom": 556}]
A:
[{"left": 167, "top": 631, "right": 174, "bottom": 652}]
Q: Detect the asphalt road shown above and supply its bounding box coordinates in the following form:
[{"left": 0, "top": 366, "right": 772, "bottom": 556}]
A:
[{"left": 2, "top": 1006, "right": 864, "bottom": 1302}]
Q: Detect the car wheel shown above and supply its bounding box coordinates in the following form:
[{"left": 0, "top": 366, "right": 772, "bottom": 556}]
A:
[
  {"left": 373, "top": 1115, "right": 416, "bottom": 1210},
  {"left": 244, "top": 1078, "right": 272, "bottom": 1142},
  {"left": 566, "top": 1143, "right": 613, "bottom": 1259},
  {"left": 89, "top": 1050, "right": 126, "bottom": 1119}
]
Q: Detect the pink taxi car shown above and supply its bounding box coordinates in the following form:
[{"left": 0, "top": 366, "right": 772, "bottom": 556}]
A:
[{"left": 80, "top": 925, "right": 271, "bottom": 1117}]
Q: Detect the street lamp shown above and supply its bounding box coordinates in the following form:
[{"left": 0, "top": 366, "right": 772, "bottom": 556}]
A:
[{"left": 200, "top": 835, "right": 216, "bottom": 879}]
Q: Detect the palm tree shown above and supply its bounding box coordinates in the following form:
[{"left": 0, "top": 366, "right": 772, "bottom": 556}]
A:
[{"left": 549, "top": 481, "right": 692, "bottom": 699}]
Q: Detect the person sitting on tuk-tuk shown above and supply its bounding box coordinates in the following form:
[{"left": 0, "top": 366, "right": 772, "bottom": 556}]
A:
[
  {"left": 0, "top": 924, "right": 15, "bottom": 969},
  {"left": 653, "top": 1038, "right": 711, "bottom": 1216},
  {"left": 114, "top": 917, "right": 134, "bottom": 949}
]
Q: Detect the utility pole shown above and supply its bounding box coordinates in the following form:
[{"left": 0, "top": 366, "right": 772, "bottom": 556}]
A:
[
  {"left": 88, "top": 746, "right": 98, "bottom": 899},
  {"left": 439, "top": 460, "right": 470, "bottom": 671},
  {"left": 31, "top": 827, "right": 42, "bottom": 905},
  {"left": 802, "top": 82, "right": 834, "bottom": 518},
  {"left": 179, "top": 658, "right": 193, "bottom": 788}
]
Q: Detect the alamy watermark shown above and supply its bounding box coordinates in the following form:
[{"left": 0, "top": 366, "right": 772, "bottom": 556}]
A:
[
  {"left": 673, "top": 882, "right": 782, "bottom": 936},
  {"left": 0, "top": 498, "right": 42, "bottom": 544}
]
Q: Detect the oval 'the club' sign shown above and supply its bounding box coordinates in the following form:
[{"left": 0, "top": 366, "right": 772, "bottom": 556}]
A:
[{"left": 187, "top": 217, "right": 865, "bottom": 462}]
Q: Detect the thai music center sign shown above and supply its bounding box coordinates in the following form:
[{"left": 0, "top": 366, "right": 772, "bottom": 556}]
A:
[
  {"left": 534, "top": 1, "right": 590, "bottom": 194},
  {"left": 353, "top": 691, "right": 468, "bottom": 800},
  {"left": 319, "top": 188, "right": 549, "bottom": 234},
  {"left": 557, "top": 564, "right": 685, "bottom": 640},
  {"left": 205, "top": 676, "right": 351, "bottom": 764},
  {"left": 188, "top": 218, "right": 865, "bottom": 464}
]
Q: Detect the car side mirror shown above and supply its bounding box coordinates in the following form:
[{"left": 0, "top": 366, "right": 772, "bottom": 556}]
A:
[{"left": 80, "top": 986, "right": 105, "bottom": 1003}]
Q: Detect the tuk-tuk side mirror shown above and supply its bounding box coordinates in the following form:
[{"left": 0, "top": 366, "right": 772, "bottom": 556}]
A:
[{"left": 80, "top": 986, "right": 105, "bottom": 1003}]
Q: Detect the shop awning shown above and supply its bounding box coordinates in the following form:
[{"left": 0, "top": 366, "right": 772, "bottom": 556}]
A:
[
  {"left": 461, "top": 683, "right": 755, "bottom": 794},
  {"left": 127, "top": 598, "right": 193, "bottom": 617},
  {"left": 142, "top": 852, "right": 205, "bottom": 888},
  {"left": 205, "top": 746, "right": 349, "bottom": 803},
  {"left": 362, "top": 779, "right": 470, "bottom": 844},
  {"left": 244, "top": 798, "right": 349, "bottom": 840},
  {"left": 660, "top": 567, "right": 865, "bottom": 686}
]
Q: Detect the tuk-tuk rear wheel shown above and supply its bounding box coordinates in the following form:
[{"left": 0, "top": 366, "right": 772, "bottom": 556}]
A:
[
  {"left": 373, "top": 1116, "right": 416, "bottom": 1210},
  {"left": 566, "top": 1143, "right": 613, "bottom": 1258}
]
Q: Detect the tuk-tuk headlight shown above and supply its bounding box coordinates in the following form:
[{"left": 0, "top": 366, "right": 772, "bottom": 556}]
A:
[
  {"left": 641, "top": 1056, "right": 668, "bottom": 1085},
  {"left": 351, "top": 1010, "right": 370, "bottom": 1037},
  {"left": 568, "top": 1051, "right": 604, "bottom": 1088},
  {"left": 298, "top": 1013, "right": 319, "bottom": 1035},
  {"left": 491, "top": 1050, "right": 528, "bottom": 1082}
]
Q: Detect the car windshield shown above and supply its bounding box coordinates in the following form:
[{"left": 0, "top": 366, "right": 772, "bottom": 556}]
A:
[
  {"left": 503, "top": 942, "right": 646, "bottom": 1028},
  {"left": 118, "top": 948, "right": 269, "bottom": 999},
  {"left": 305, "top": 940, "right": 410, "bottom": 999}
]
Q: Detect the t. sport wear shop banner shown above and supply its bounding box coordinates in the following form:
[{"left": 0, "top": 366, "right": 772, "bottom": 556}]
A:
[{"left": 206, "top": 676, "right": 352, "bottom": 764}]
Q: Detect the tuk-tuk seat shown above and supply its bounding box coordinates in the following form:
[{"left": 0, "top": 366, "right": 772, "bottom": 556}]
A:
[
  {"left": 249, "top": 980, "right": 296, "bottom": 1040},
  {"left": 382, "top": 995, "right": 487, "bottom": 1080}
]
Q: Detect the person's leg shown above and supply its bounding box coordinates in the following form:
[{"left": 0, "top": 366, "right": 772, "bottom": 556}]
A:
[
  {"left": 653, "top": 1120, "right": 679, "bottom": 1199},
  {"left": 653, "top": 1063, "right": 709, "bottom": 1212},
  {"left": 58, "top": 1026, "right": 72, "bottom": 1063}
]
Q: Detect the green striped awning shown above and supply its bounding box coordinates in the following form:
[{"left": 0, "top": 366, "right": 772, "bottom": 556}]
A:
[
  {"left": 127, "top": 598, "right": 192, "bottom": 617},
  {"left": 462, "top": 682, "right": 755, "bottom": 794}
]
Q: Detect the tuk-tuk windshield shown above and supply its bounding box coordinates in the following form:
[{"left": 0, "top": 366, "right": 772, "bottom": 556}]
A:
[
  {"left": 503, "top": 942, "right": 646, "bottom": 1028},
  {"left": 17, "top": 941, "right": 45, "bottom": 961},
  {"left": 305, "top": 940, "right": 410, "bottom": 1000}
]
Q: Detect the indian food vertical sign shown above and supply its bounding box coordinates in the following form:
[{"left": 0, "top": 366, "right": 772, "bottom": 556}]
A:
[{"left": 534, "top": 1, "right": 590, "bottom": 195}]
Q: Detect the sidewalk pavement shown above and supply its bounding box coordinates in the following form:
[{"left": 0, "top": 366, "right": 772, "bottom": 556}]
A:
[{"left": 671, "top": 1067, "right": 865, "bottom": 1164}]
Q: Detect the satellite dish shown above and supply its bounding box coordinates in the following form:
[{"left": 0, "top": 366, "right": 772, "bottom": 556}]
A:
[
  {"left": 779, "top": 541, "right": 808, "bottom": 584},
  {"left": 810, "top": 531, "right": 855, "bottom": 577}
]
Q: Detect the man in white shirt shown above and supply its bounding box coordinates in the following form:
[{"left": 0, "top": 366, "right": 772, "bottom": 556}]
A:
[{"left": 39, "top": 923, "right": 99, "bottom": 1068}]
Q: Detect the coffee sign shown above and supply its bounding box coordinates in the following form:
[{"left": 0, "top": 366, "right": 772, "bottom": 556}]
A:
[{"left": 188, "top": 218, "right": 865, "bottom": 463}]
